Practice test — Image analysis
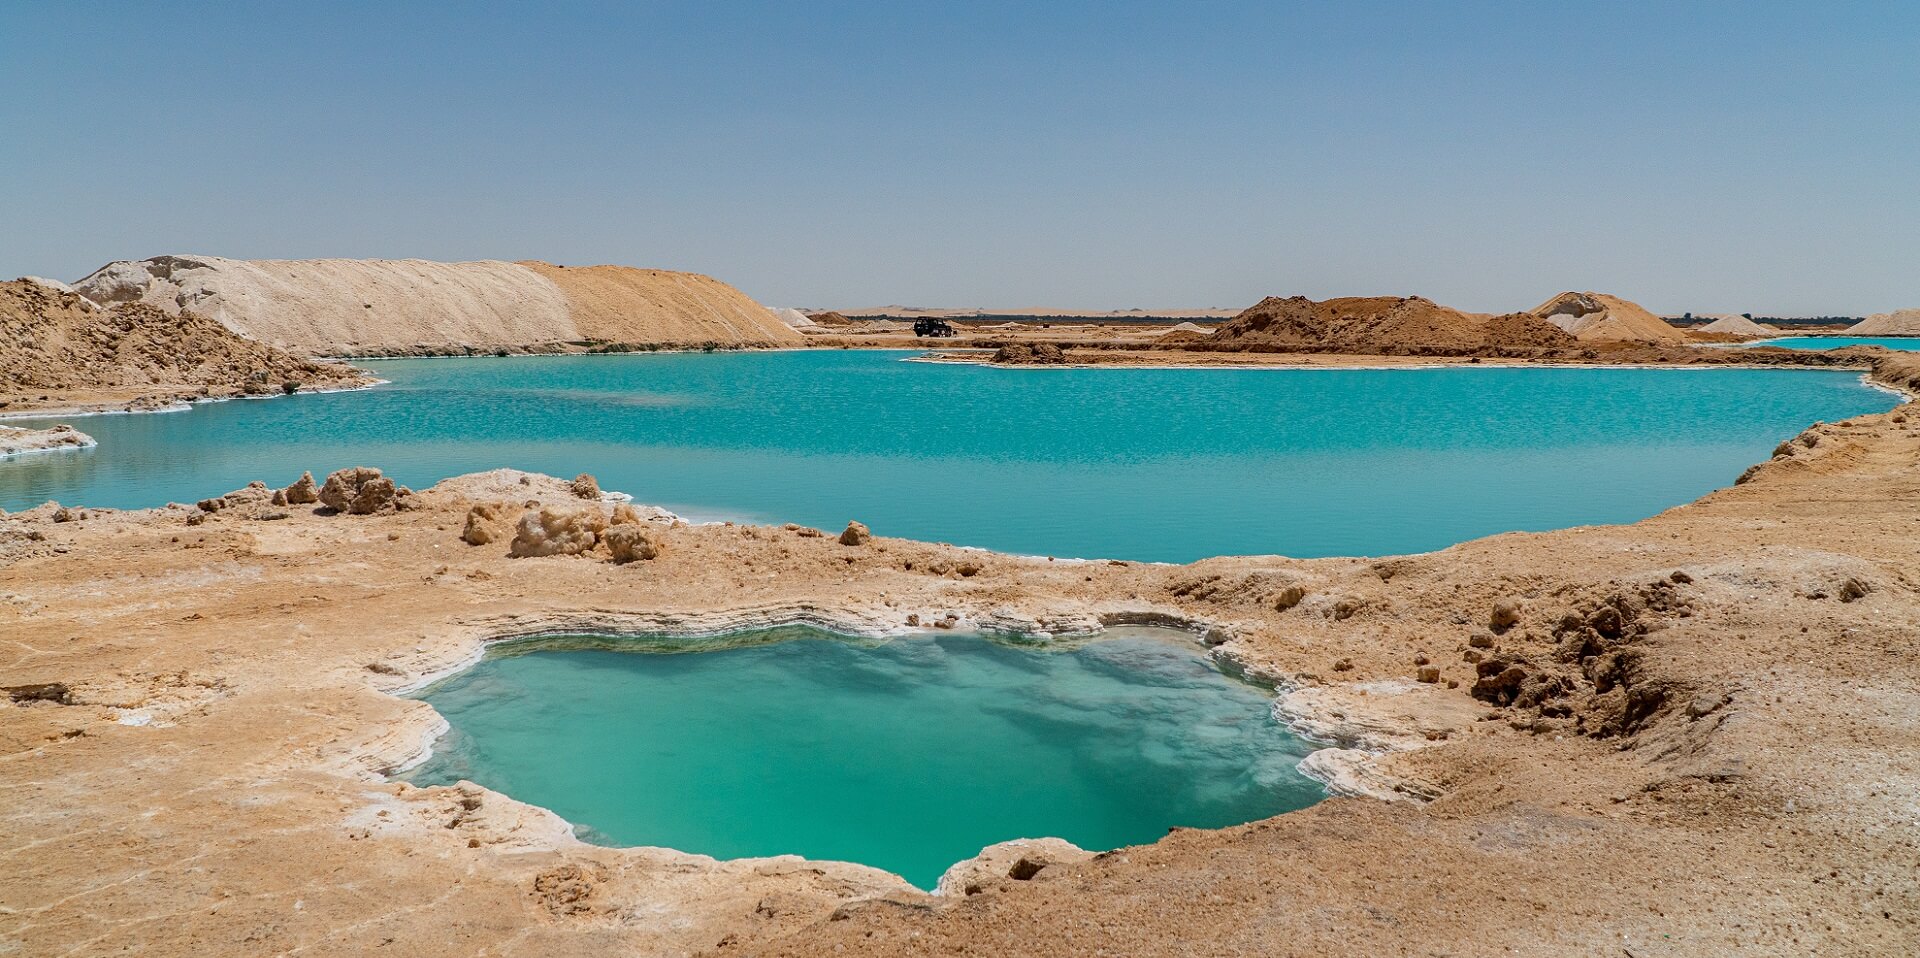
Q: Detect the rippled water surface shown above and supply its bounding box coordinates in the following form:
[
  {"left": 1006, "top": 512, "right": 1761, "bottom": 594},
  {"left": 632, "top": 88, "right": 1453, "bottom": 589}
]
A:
[
  {"left": 401, "top": 628, "right": 1319, "bottom": 888},
  {"left": 2, "top": 350, "right": 1896, "bottom": 560}
]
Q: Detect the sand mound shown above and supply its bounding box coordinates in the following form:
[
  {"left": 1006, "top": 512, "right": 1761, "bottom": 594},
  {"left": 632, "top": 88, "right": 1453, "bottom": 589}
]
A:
[
  {"left": 1159, "top": 321, "right": 1211, "bottom": 337},
  {"left": 805, "top": 311, "right": 856, "bottom": 326},
  {"left": 0, "top": 279, "right": 362, "bottom": 395},
  {"left": 1695, "top": 315, "right": 1778, "bottom": 337},
  {"left": 70, "top": 255, "right": 798, "bottom": 355},
  {"left": 1848, "top": 309, "right": 1920, "bottom": 336},
  {"left": 1531, "top": 291, "right": 1683, "bottom": 343},
  {"left": 516, "top": 261, "right": 800, "bottom": 346},
  {"left": 1207, "top": 296, "right": 1574, "bottom": 352},
  {"left": 769, "top": 307, "right": 815, "bottom": 328}
]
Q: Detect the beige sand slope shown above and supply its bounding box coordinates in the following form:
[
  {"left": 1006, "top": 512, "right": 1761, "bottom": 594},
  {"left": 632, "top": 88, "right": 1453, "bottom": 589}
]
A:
[
  {"left": 1696, "top": 314, "right": 1779, "bottom": 337},
  {"left": 1848, "top": 308, "right": 1920, "bottom": 335},
  {"left": 70, "top": 255, "right": 799, "bottom": 354},
  {"left": 1531, "top": 291, "right": 1684, "bottom": 343},
  {"left": 517, "top": 261, "right": 802, "bottom": 346}
]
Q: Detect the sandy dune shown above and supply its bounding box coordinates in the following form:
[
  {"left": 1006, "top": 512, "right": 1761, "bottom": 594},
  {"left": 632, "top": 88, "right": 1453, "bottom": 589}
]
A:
[
  {"left": 1848, "top": 308, "right": 1920, "bottom": 336},
  {"left": 1532, "top": 291, "right": 1685, "bottom": 343}
]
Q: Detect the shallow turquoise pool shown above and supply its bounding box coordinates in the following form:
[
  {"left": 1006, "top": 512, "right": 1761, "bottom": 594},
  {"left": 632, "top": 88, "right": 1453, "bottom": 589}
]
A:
[
  {"left": 0, "top": 351, "right": 1897, "bottom": 561},
  {"left": 400, "top": 627, "right": 1319, "bottom": 888},
  {"left": 1749, "top": 336, "right": 1920, "bottom": 350}
]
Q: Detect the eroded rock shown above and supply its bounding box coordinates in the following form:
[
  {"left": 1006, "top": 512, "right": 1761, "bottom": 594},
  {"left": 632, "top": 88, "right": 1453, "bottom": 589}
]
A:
[
  {"left": 935, "top": 838, "right": 1092, "bottom": 897},
  {"left": 282, "top": 471, "right": 320, "bottom": 505},
  {"left": 604, "top": 524, "right": 663, "bottom": 562},
  {"left": 839, "top": 520, "right": 871, "bottom": 546},
  {"left": 319, "top": 467, "right": 387, "bottom": 513},
  {"left": 510, "top": 507, "right": 607, "bottom": 558},
  {"left": 463, "top": 502, "right": 513, "bottom": 545}
]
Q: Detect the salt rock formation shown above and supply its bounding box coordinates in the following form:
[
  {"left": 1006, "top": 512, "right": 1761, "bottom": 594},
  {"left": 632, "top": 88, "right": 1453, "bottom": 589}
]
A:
[
  {"left": 935, "top": 838, "right": 1095, "bottom": 897},
  {"left": 1208, "top": 296, "right": 1574, "bottom": 353},
  {"left": 198, "top": 481, "right": 274, "bottom": 512},
  {"left": 1847, "top": 308, "right": 1920, "bottom": 336},
  {"left": 604, "top": 524, "right": 663, "bottom": 562},
  {"left": 1530, "top": 292, "right": 1684, "bottom": 343},
  {"left": 570, "top": 473, "right": 602, "bottom": 500},
  {"left": 839, "top": 520, "right": 872, "bottom": 546},
  {"left": 0, "top": 424, "right": 95, "bottom": 458},
  {"left": 68, "top": 256, "right": 802, "bottom": 355},
  {"left": 462, "top": 502, "right": 513, "bottom": 545},
  {"left": 318, "top": 467, "right": 403, "bottom": 514},
  {"left": 1695, "top": 314, "right": 1779, "bottom": 338},
  {"left": 509, "top": 506, "right": 607, "bottom": 558},
  {"left": 0, "top": 279, "right": 363, "bottom": 394},
  {"left": 280, "top": 471, "right": 320, "bottom": 505}
]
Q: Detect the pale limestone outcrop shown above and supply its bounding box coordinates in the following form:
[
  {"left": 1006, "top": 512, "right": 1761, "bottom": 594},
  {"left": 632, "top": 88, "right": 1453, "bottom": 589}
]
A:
[
  {"left": 934, "top": 838, "right": 1094, "bottom": 897},
  {"left": 0, "top": 423, "right": 95, "bottom": 459}
]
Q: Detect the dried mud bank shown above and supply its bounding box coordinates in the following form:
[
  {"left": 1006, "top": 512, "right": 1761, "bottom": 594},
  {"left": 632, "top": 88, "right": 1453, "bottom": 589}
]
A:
[{"left": 6, "top": 363, "right": 1920, "bottom": 956}]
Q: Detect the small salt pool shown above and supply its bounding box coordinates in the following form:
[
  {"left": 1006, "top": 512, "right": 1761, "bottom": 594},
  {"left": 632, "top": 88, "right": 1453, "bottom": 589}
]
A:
[{"left": 399, "top": 627, "right": 1321, "bottom": 889}]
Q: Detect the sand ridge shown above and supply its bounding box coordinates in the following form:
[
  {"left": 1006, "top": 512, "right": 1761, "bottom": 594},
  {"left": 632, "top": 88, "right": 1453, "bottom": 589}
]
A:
[
  {"left": 69, "top": 255, "right": 801, "bottom": 355},
  {"left": 517, "top": 261, "right": 803, "bottom": 346}
]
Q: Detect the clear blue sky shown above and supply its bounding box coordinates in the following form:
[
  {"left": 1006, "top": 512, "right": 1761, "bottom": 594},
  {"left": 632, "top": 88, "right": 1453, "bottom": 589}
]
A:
[{"left": 3, "top": 1, "right": 1914, "bottom": 315}]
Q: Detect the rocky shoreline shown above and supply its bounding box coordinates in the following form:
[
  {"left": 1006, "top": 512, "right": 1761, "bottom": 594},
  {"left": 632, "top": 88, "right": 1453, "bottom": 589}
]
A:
[{"left": 5, "top": 356, "right": 1920, "bottom": 954}]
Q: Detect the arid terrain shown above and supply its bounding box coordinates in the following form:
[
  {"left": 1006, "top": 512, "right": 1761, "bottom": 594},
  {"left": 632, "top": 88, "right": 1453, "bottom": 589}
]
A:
[
  {"left": 0, "top": 278, "right": 372, "bottom": 415},
  {"left": 4, "top": 351, "right": 1919, "bottom": 955}
]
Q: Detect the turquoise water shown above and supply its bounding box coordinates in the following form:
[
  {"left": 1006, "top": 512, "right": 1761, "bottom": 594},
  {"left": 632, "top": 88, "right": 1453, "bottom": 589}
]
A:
[
  {"left": 401, "top": 628, "right": 1319, "bottom": 888},
  {"left": 0, "top": 351, "right": 1897, "bottom": 561},
  {"left": 1750, "top": 336, "right": 1920, "bottom": 351}
]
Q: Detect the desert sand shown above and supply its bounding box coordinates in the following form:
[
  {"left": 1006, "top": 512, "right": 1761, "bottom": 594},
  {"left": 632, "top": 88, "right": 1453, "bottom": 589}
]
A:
[{"left": 4, "top": 352, "right": 1920, "bottom": 956}]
